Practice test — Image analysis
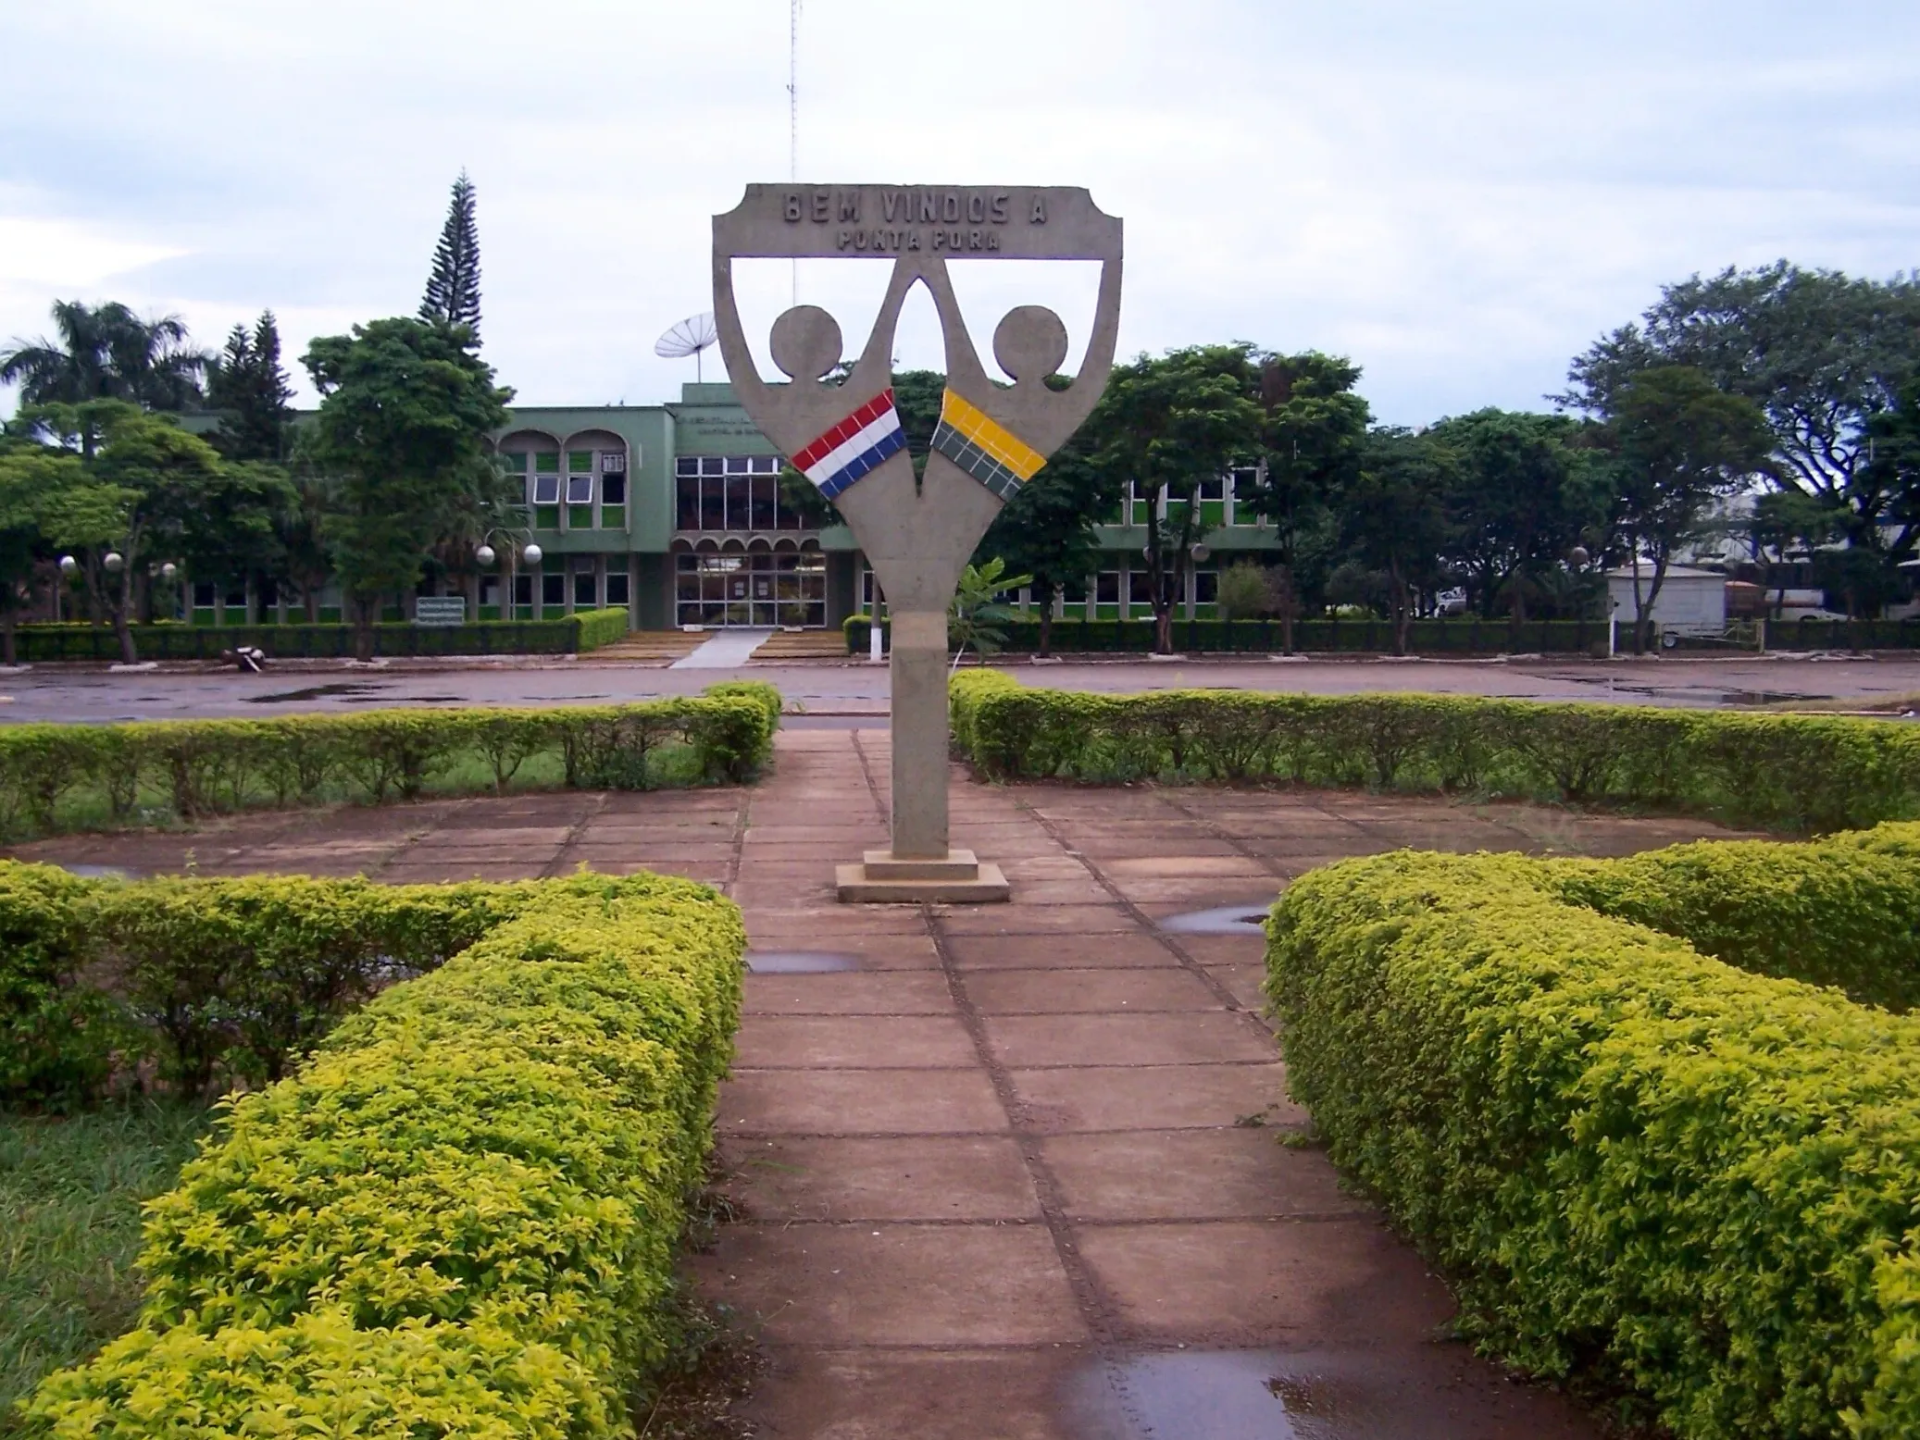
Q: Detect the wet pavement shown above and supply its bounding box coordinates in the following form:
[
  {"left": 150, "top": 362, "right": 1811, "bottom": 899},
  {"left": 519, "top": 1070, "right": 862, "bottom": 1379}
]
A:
[
  {"left": 8, "top": 729, "right": 1753, "bottom": 1437},
  {"left": 6, "top": 653, "right": 1920, "bottom": 724}
]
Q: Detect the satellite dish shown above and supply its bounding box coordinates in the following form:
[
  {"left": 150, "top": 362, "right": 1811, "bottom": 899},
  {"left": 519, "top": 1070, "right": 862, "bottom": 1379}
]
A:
[{"left": 655, "top": 312, "right": 718, "bottom": 381}]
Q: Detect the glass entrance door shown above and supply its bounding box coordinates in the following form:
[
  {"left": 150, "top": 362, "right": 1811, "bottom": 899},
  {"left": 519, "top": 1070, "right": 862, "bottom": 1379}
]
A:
[{"left": 676, "top": 550, "right": 826, "bottom": 627}]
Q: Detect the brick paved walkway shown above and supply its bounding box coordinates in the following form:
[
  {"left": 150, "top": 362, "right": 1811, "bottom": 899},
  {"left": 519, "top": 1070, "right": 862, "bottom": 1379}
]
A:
[{"left": 9, "top": 730, "right": 1745, "bottom": 1438}]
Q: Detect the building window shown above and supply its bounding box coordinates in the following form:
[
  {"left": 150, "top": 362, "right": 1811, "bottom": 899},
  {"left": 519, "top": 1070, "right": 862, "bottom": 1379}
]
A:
[
  {"left": 606, "top": 561, "right": 630, "bottom": 608},
  {"left": 602, "top": 472, "right": 626, "bottom": 506},
  {"left": 566, "top": 473, "right": 593, "bottom": 505},
  {"left": 675, "top": 455, "right": 807, "bottom": 532},
  {"left": 1061, "top": 575, "right": 1089, "bottom": 603},
  {"left": 513, "top": 574, "right": 533, "bottom": 610},
  {"left": 676, "top": 548, "right": 826, "bottom": 628},
  {"left": 541, "top": 572, "right": 564, "bottom": 608},
  {"left": 1194, "top": 570, "right": 1219, "bottom": 605},
  {"left": 1095, "top": 572, "right": 1120, "bottom": 605},
  {"left": 1129, "top": 572, "right": 1156, "bottom": 607},
  {"left": 1197, "top": 475, "right": 1225, "bottom": 502},
  {"left": 531, "top": 473, "right": 561, "bottom": 505}
]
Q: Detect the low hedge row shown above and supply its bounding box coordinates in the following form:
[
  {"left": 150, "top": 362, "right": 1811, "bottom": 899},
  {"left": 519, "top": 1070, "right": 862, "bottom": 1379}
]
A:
[
  {"left": 851, "top": 615, "right": 1615, "bottom": 655},
  {"left": 1545, "top": 825, "right": 1920, "bottom": 1011},
  {"left": 17, "top": 867, "right": 744, "bottom": 1437},
  {"left": 0, "top": 865, "right": 588, "bottom": 1106},
  {"left": 948, "top": 671, "right": 1920, "bottom": 832},
  {"left": 1264, "top": 831, "right": 1920, "bottom": 1439},
  {"left": 0, "top": 686, "right": 777, "bottom": 840},
  {"left": 13, "top": 609, "right": 632, "bottom": 662}
]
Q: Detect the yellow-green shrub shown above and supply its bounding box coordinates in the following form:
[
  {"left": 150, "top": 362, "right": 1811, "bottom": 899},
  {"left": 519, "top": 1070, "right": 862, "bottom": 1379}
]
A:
[
  {"left": 0, "top": 867, "right": 702, "bottom": 1107},
  {"left": 18, "top": 869, "right": 744, "bottom": 1438},
  {"left": 1546, "top": 822, "right": 1920, "bottom": 1010},
  {"left": 950, "top": 674, "right": 1920, "bottom": 832},
  {"left": 0, "top": 864, "right": 125, "bottom": 1108},
  {"left": 0, "top": 686, "right": 778, "bottom": 840},
  {"left": 1264, "top": 834, "right": 1920, "bottom": 1439}
]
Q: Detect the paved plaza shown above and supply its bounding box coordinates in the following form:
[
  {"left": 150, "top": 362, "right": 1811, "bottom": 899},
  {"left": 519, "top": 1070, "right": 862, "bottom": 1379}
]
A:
[
  {"left": 9, "top": 729, "right": 1752, "bottom": 1438},
  {"left": 7, "top": 653, "right": 1920, "bottom": 725}
]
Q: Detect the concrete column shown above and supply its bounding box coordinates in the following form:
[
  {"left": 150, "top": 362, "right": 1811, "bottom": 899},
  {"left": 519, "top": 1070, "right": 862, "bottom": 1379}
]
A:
[{"left": 888, "top": 609, "right": 949, "bottom": 859}]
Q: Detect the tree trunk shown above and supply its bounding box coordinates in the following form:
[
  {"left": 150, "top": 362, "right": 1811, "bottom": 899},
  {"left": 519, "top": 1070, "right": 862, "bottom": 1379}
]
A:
[
  {"left": 304, "top": 585, "right": 319, "bottom": 623},
  {"left": 111, "top": 558, "right": 138, "bottom": 664},
  {"left": 1036, "top": 581, "right": 1055, "bottom": 659},
  {"left": 353, "top": 594, "right": 376, "bottom": 662}
]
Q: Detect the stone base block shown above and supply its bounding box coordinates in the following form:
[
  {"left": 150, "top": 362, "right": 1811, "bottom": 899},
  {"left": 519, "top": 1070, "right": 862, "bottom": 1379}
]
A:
[
  {"left": 837, "top": 858, "right": 1011, "bottom": 905},
  {"left": 861, "top": 849, "right": 982, "bottom": 881}
]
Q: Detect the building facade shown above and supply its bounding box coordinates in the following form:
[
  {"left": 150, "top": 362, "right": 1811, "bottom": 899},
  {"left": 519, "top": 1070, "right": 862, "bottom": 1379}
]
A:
[
  {"left": 186, "top": 382, "right": 1285, "bottom": 630},
  {"left": 486, "top": 383, "right": 1288, "bottom": 631}
]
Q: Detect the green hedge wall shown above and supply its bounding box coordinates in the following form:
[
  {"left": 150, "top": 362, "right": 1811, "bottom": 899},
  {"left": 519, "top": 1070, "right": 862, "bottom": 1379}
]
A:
[
  {"left": 1545, "top": 828, "right": 1920, "bottom": 1011},
  {"left": 0, "top": 866, "right": 675, "bottom": 1108},
  {"left": 0, "top": 687, "right": 777, "bottom": 841},
  {"left": 16, "top": 867, "right": 744, "bottom": 1437},
  {"left": 948, "top": 672, "right": 1920, "bottom": 832},
  {"left": 852, "top": 615, "right": 1613, "bottom": 655},
  {"left": 15, "top": 610, "right": 631, "bottom": 662},
  {"left": 1264, "top": 829, "right": 1920, "bottom": 1440},
  {"left": 853, "top": 614, "right": 1920, "bottom": 655}
]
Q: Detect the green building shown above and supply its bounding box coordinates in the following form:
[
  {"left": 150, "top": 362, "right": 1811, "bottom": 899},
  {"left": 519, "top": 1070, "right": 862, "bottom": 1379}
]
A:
[{"left": 187, "top": 383, "right": 1281, "bottom": 631}]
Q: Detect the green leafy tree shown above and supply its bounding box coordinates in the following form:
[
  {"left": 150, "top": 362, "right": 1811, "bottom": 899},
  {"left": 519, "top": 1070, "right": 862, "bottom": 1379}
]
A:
[
  {"left": 1246, "top": 352, "right": 1371, "bottom": 651},
  {"left": 1603, "top": 366, "right": 1774, "bottom": 650},
  {"left": 1429, "top": 409, "right": 1613, "bottom": 631},
  {"left": 947, "top": 557, "right": 1030, "bottom": 669},
  {"left": 1748, "top": 489, "right": 1840, "bottom": 618},
  {"left": 0, "top": 301, "right": 207, "bottom": 411},
  {"left": 419, "top": 171, "right": 483, "bottom": 346},
  {"left": 1216, "top": 560, "right": 1279, "bottom": 621},
  {"left": 302, "top": 318, "right": 513, "bottom": 659},
  {"left": 14, "top": 402, "right": 264, "bottom": 662},
  {"left": 206, "top": 311, "right": 296, "bottom": 462},
  {"left": 974, "top": 423, "right": 1119, "bottom": 657},
  {"left": 1337, "top": 428, "right": 1457, "bottom": 654},
  {"left": 1083, "top": 344, "right": 1264, "bottom": 652},
  {"left": 1563, "top": 262, "right": 1920, "bottom": 572}
]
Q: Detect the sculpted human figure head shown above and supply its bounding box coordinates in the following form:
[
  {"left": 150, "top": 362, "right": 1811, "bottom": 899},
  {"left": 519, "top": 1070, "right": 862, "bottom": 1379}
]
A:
[{"left": 709, "top": 187, "right": 1123, "bottom": 609}]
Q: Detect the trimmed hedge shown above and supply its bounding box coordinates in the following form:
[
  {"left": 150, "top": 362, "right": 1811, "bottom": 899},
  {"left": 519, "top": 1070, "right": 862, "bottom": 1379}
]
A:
[
  {"left": 1264, "top": 831, "right": 1920, "bottom": 1439},
  {"left": 0, "top": 686, "right": 777, "bottom": 840},
  {"left": 1546, "top": 827, "right": 1920, "bottom": 1011},
  {"left": 0, "top": 867, "right": 665, "bottom": 1107},
  {"left": 852, "top": 614, "right": 1617, "bottom": 655},
  {"left": 948, "top": 671, "right": 1920, "bottom": 832},
  {"left": 15, "top": 866, "right": 744, "bottom": 1437},
  {"left": 14, "top": 612, "right": 633, "bottom": 662}
]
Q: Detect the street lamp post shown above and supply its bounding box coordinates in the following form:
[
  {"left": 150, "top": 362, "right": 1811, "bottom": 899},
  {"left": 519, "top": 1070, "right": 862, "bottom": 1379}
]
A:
[{"left": 473, "top": 533, "right": 539, "bottom": 620}]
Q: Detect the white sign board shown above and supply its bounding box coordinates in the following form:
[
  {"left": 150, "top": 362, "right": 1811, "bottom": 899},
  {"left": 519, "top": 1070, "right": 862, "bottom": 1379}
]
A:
[{"left": 414, "top": 597, "right": 467, "bottom": 627}]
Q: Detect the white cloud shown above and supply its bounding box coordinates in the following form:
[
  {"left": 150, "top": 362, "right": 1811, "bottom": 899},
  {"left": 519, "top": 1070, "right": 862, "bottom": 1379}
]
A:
[{"left": 2, "top": 0, "right": 1915, "bottom": 424}]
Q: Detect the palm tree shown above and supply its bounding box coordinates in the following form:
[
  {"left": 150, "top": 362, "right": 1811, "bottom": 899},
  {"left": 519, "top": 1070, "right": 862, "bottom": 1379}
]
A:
[{"left": 0, "top": 300, "right": 209, "bottom": 412}]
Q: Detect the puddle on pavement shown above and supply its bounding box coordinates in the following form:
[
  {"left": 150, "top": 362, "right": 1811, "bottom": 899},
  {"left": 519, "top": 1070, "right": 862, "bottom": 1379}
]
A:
[
  {"left": 1159, "top": 903, "right": 1274, "bottom": 936},
  {"left": 744, "top": 950, "right": 863, "bottom": 973},
  {"left": 1068, "top": 1349, "right": 1576, "bottom": 1440},
  {"left": 244, "top": 682, "right": 387, "bottom": 704},
  {"left": 1070, "top": 1351, "right": 1358, "bottom": 1439},
  {"left": 1554, "top": 676, "right": 1824, "bottom": 708}
]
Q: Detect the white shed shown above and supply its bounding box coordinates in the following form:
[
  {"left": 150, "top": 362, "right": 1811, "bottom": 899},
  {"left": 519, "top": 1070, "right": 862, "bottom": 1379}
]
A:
[{"left": 1605, "top": 566, "right": 1726, "bottom": 637}]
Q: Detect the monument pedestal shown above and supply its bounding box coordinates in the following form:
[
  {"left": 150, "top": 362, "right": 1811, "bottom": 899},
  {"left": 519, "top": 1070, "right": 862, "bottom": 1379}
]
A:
[{"left": 836, "top": 848, "right": 1010, "bottom": 904}]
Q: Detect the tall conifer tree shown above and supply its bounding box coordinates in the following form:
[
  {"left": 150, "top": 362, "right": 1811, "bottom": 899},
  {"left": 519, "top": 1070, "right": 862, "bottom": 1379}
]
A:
[
  {"left": 419, "top": 170, "right": 482, "bottom": 347},
  {"left": 207, "top": 310, "right": 295, "bottom": 461}
]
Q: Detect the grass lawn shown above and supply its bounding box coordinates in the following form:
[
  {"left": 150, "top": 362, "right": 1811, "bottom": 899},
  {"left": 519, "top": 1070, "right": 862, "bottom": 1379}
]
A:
[{"left": 0, "top": 1101, "right": 211, "bottom": 1420}]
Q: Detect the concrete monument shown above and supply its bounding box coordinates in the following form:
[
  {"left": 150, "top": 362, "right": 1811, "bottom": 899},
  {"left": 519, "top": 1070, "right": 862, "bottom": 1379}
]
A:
[{"left": 713, "top": 185, "right": 1123, "bottom": 901}]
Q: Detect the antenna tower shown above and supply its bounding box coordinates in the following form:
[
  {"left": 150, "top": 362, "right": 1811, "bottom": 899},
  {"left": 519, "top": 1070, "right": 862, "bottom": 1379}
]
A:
[{"left": 788, "top": 0, "right": 801, "bottom": 305}]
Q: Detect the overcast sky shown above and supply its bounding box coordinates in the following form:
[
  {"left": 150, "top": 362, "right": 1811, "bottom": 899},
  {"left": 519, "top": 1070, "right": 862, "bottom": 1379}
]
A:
[{"left": 2, "top": 0, "right": 1915, "bottom": 426}]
